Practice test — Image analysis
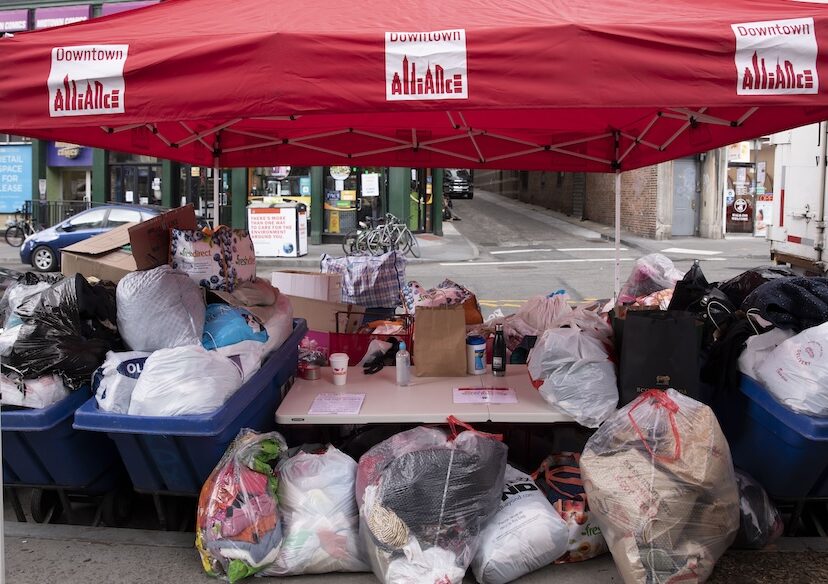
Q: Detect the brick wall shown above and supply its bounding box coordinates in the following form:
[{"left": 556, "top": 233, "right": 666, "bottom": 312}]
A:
[
  {"left": 584, "top": 167, "right": 659, "bottom": 238},
  {"left": 515, "top": 171, "right": 576, "bottom": 215}
]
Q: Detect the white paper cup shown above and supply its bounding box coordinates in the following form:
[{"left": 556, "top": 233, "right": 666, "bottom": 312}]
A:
[{"left": 329, "top": 353, "right": 349, "bottom": 386}]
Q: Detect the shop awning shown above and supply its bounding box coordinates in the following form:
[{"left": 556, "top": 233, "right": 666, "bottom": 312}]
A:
[{"left": 1, "top": 0, "right": 827, "bottom": 172}]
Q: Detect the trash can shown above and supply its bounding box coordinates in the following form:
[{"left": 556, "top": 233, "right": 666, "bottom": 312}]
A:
[{"left": 73, "top": 319, "right": 307, "bottom": 496}]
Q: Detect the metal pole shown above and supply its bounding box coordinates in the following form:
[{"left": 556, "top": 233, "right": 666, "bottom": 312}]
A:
[
  {"left": 0, "top": 355, "right": 6, "bottom": 584},
  {"left": 614, "top": 170, "right": 622, "bottom": 300},
  {"left": 213, "top": 158, "right": 220, "bottom": 229}
]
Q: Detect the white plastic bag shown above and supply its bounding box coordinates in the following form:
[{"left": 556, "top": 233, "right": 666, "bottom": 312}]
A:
[
  {"left": 618, "top": 253, "right": 683, "bottom": 305},
  {"left": 738, "top": 327, "right": 794, "bottom": 380},
  {"left": 116, "top": 265, "right": 205, "bottom": 351},
  {"left": 472, "top": 465, "right": 569, "bottom": 584},
  {"left": 92, "top": 350, "right": 152, "bottom": 414},
  {"left": 215, "top": 340, "right": 265, "bottom": 383},
  {"left": 260, "top": 292, "right": 293, "bottom": 356},
  {"left": 128, "top": 345, "right": 242, "bottom": 416},
  {"left": 581, "top": 389, "right": 739, "bottom": 584},
  {"left": 757, "top": 321, "right": 828, "bottom": 416},
  {"left": 527, "top": 328, "right": 618, "bottom": 428},
  {"left": 0, "top": 325, "right": 21, "bottom": 357},
  {"left": 263, "top": 446, "right": 368, "bottom": 575},
  {"left": 515, "top": 293, "right": 572, "bottom": 333},
  {"left": 0, "top": 374, "right": 68, "bottom": 409}
]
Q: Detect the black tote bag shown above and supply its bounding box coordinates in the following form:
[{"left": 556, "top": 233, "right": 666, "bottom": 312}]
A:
[{"left": 619, "top": 310, "right": 704, "bottom": 405}]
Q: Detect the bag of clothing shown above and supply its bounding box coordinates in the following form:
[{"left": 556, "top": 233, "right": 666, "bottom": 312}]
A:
[
  {"left": 262, "top": 445, "right": 368, "bottom": 575},
  {"left": 756, "top": 321, "right": 828, "bottom": 416},
  {"left": 196, "top": 430, "right": 287, "bottom": 583},
  {"left": 472, "top": 465, "right": 569, "bottom": 584},
  {"left": 581, "top": 389, "right": 740, "bottom": 584},
  {"left": 0, "top": 373, "right": 68, "bottom": 409},
  {"left": 743, "top": 277, "right": 828, "bottom": 333},
  {"left": 733, "top": 470, "right": 784, "bottom": 550},
  {"left": 618, "top": 254, "right": 683, "bottom": 306},
  {"left": 532, "top": 453, "right": 608, "bottom": 564},
  {"left": 321, "top": 251, "right": 406, "bottom": 307},
  {"left": 527, "top": 328, "right": 618, "bottom": 428},
  {"left": 117, "top": 265, "right": 206, "bottom": 352},
  {"left": 719, "top": 266, "right": 795, "bottom": 308},
  {"left": 402, "top": 279, "right": 484, "bottom": 324},
  {"left": 356, "top": 421, "right": 508, "bottom": 584},
  {"left": 128, "top": 345, "right": 243, "bottom": 416},
  {"left": 92, "top": 350, "right": 151, "bottom": 414},
  {"left": 202, "top": 304, "right": 268, "bottom": 350}
]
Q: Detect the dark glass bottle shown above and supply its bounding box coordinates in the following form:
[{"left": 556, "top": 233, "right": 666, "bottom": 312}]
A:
[{"left": 492, "top": 323, "right": 506, "bottom": 377}]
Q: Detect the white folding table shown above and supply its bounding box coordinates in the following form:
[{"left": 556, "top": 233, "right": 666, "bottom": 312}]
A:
[{"left": 275, "top": 365, "right": 574, "bottom": 425}]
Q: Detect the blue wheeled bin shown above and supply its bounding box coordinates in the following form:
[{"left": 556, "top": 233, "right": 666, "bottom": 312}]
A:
[
  {"left": 2, "top": 387, "right": 128, "bottom": 524},
  {"left": 74, "top": 319, "right": 307, "bottom": 504},
  {"left": 714, "top": 374, "right": 828, "bottom": 500}
]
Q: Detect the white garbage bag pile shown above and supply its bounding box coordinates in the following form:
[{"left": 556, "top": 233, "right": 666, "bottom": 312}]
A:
[{"left": 92, "top": 350, "right": 151, "bottom": 414}]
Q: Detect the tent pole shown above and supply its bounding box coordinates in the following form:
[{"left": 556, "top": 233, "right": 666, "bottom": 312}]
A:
[
  {"left": 213, "top": 158, "right": 220, "bottom": 229},
  {"left": 614, "top": 170, "right": 621, "bottom": 300}
]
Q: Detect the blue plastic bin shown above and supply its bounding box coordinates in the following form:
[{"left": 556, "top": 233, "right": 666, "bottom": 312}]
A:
[
  {"left": 715, "top": 375, "right": 828, "bottom": 499},
  {"left": 3, "top": 387, "right": 122, "bottom": 492},
  {"left": 73, "top": 319, "right": 307, "bottom": 495}
]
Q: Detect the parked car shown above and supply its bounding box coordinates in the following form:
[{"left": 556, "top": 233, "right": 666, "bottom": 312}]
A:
[
  {"left": 443, "top": 168, "right": 474, "bottom": 199},
  {"left": 20, "top": 204, "right": 164, "bottom": 272}
]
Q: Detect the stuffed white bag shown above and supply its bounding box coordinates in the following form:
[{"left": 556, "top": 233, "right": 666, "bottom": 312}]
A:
[
  {"left": 0, "top": 374, "right": 68, "bottom": 409},
  {"left": 128, "top": 345, "right": 242, "bottom": 416},
  {"left": 472, "top": 465, "right": 568, "bottom": 584},
  {"left": 528, "top": 328, "right": 618, "bottom": 428},
  {"left": 757, "top": 321, "right": 828, "bottom": 416},
  {"left": 263, "top": 446, "right": 368, "bottom": 575},
  {"left": 92, "top": 351, "right": 152, "bottom": 413},
  {"left": 116, "top": 265, "right": 205, "bottom": 352},
  {"left": 738, "top": 328, "right": 794, "bottom": 380}
]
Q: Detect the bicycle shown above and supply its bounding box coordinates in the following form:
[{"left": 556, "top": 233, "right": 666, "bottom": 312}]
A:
[
  {"left": 343, "top": 213, "right": 420, "bottom": 258},
  {"left": 5, "top": 209, "right": 42, "bottom": 247}
]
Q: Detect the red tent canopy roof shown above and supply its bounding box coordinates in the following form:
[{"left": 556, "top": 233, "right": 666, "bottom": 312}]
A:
[{"left": 1, "top": 0, "right": 827, "bottom": 171}]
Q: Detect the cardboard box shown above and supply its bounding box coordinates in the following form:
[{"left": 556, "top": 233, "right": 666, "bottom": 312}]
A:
[
  {"left": 287, "top": 295, "right": 364, "bottom": 333},
  {"left": 60, "top": 205, "right": 198, "bottom": 282},
  {"left": 271, "top": 270, "right": 342, "bottom": 302},
  {"left": 128, "top": 204, "right": 197, "bottom": 269}
]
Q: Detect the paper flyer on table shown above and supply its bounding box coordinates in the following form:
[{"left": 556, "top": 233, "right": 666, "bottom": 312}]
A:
[
  {"left": 308, "top": 393, "right": 366, "bottom": 415},
  {"left": 453, "top": 387, "right": 517, "bottom": 404}
]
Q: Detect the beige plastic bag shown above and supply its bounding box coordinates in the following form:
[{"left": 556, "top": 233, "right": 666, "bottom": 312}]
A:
[{"left": 581, "top": 389, "right": 739, "bottom": 584}]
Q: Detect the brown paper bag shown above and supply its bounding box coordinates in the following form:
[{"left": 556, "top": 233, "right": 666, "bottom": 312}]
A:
[{"left": 414, "top": 305, "right": 467, "bottom": 377}]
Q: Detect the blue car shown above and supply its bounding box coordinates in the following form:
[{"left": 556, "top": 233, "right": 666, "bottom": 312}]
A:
[{"left": 21, "top": 205, "right": 163, "bottom": 272}]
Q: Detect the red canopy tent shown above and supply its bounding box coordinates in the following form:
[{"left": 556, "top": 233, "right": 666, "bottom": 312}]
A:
[{"left": 1, "top": 0, "right": 828, "bottom": 292}]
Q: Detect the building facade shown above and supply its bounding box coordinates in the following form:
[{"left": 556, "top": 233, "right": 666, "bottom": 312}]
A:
[{"left": 0, "top": 1, "right": 445, "bottom": 240}]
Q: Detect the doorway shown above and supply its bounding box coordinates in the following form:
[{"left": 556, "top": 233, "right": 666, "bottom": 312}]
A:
[{"left": 672, "top": 157, "right": 699, "bottom": 237}]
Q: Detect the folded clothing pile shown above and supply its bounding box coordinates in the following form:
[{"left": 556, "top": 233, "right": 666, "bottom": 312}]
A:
[
  {"left": 196, "top": 430, "right": 287, "bottom": 583},
  {"left": 262, "top": 445, "right": 368, "bottom": 576},
  {"left": 403, "top": 279, "right": 483, "bottom": 324},
  {"left": 355, "top": 424, "right": 507, "bottom": 584},
  {"left": 581, "top": 389, "right": 740, "bottom": 584}
]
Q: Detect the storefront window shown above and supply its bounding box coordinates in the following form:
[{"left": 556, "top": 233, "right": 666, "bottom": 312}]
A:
[
  {"left": 410, "top": 168, "right": 432, "bottom": 232},
  {"left": 110, "top": 161, "right": 161, "bottom": 205},
  {"left": 180, "top": 165, "right": 226, "bottom": 222},
  {"left": 323, "top": 167, "right": 386, "bottom": 235}
]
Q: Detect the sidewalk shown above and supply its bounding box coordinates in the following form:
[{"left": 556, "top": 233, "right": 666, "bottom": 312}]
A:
[
  {"left": 256, "top": 222, "right": 479, "bottom": 269},
  {"left": 6, "top": 522, "right": 828, "bottom": 584}
]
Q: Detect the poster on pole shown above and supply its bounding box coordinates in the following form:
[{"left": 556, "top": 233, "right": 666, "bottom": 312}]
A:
[
  {"left": 0, "top": 145, "right": 32, "bottom": 213},
  {"left": 362, "top": 173, "right": 380, "bottom": 197},
  {"left": 755, "top": 194, "right": 773, "bottom": 238}
]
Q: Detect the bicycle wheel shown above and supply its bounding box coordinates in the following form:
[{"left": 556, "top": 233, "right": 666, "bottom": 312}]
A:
[
  {"left": 5, "top": 225, "right": 24, "bottom": 247},
  {"left": 401, "top": 229, "right": 421, "bottom": 258},
  {"left": 366, "top": 230, "right": 386, "bottom": 256},
  {"left": 342, "top": 230, "right": 359, "bottom": 255}
]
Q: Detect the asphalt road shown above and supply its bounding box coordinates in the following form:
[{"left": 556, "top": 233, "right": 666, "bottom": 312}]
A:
[{"left": 406, "top": 191, "right": 773, "bottom": 313}]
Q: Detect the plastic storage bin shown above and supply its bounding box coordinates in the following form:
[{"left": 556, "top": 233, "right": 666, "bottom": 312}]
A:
[
  {"left": 74, "top": 318, "right": 307, "bottom": 495},
  {"left": 3, "top": 387, "right": 122, "bottom": 492},
  {"left": 715, "top": 375, "right": 828, "bottom": 499}
]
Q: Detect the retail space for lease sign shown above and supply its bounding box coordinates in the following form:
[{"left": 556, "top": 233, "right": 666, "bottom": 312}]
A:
[
  {"left": 0, "top": 145, "right": 32, "bottom": 213},
  {"left": 247, "top": 206, "right": 308, "bottom": 258}
]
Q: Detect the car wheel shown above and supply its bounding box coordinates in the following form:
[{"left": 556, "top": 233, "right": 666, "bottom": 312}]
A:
[
  {"left": 466, "top": 192, "right": 474, "bottom": 199},
  {"left": 32, "top": 246, "right": 57, "bottom": 272}
]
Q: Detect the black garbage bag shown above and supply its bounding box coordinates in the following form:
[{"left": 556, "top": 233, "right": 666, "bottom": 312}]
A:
[
  {"left": 718, "top": 266, "right": 795, "bottom": 308},
  {"left": 732, "top": 470, "right": 784, "bottom": 549},
  {"left": 8, "top": 274, "right": 122, "bottom": 389},
  {"left": 668, "top": 261, "right": 735, "bottom": 349},
  {"left": 668, "top": 260, "right": 711, "bottom": 311}
]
